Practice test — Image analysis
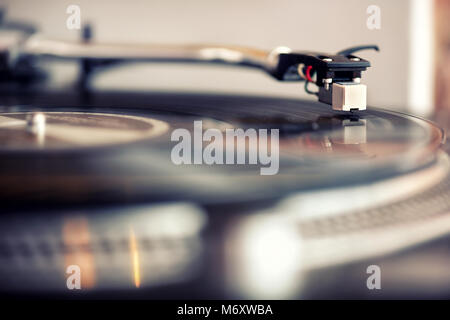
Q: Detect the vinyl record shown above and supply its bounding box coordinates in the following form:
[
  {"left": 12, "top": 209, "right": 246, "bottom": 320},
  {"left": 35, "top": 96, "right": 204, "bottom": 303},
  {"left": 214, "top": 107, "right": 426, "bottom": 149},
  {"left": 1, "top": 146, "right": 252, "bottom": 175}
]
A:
[{"left": 0, "top": 93, "right": 444, "bottom": 209}]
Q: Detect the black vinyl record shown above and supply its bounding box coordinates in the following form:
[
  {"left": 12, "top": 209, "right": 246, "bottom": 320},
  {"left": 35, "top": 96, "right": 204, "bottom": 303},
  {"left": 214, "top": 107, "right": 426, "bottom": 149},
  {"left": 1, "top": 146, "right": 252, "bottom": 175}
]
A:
[{"left": 0, "top": 92, "right": 444, "bottom": 209}]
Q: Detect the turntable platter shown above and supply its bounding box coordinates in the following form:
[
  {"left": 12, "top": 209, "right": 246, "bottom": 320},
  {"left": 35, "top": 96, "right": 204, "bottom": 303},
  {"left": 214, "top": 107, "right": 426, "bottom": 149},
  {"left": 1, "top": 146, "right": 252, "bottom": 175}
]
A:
[{"left": 0, "top": 93, "right": 448, "bottom": 299}]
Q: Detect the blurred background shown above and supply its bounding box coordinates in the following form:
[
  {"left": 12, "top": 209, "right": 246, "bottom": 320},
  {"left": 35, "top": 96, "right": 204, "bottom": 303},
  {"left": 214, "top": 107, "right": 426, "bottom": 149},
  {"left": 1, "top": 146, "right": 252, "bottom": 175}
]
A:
[{"left": 1, "top": 0, "right": 448, "bottom": 117}]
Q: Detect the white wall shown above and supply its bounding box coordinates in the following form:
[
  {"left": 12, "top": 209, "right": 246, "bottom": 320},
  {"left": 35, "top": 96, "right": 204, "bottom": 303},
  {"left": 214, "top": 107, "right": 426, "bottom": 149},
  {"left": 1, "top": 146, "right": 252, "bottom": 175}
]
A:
[{"left": 2, "top": 0, "right": 429, "bottom": 113}]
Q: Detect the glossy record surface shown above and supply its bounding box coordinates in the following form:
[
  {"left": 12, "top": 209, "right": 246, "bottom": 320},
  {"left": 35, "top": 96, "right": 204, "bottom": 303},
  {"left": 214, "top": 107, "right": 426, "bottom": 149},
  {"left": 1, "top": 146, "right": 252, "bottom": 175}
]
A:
[{"left": 0, "top": 93, "right": 444, "bottom": 207}]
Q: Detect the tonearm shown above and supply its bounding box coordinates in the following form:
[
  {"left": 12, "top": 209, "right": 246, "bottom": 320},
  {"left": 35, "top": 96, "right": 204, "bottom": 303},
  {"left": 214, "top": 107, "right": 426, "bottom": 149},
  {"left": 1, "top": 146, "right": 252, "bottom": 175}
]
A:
[{"left": 1, "top": 21, "right": 378, "bottom": 111}]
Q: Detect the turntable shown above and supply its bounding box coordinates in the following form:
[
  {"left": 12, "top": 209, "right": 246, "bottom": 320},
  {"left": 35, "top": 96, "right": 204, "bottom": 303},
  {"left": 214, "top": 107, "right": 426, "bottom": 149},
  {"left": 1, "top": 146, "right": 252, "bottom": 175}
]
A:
[{"left": 0, "top": 14, "right": 449, "bottom": 300}]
